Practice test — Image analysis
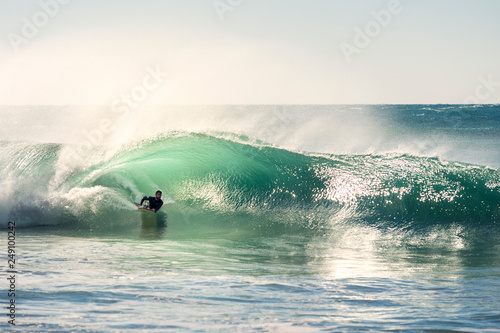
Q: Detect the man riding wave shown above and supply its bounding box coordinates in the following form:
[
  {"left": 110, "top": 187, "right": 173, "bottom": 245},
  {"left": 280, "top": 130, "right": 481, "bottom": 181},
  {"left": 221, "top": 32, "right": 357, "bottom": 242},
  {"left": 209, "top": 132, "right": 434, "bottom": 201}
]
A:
[{"left": 137, "top": 190, "right": 163, "bottom": 213}]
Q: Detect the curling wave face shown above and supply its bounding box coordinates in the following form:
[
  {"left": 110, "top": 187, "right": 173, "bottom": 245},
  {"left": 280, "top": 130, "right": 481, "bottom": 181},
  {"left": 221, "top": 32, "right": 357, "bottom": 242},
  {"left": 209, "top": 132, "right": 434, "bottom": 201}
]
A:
[{"left": 1, "top": 132, "right": 499, "bottom": 233}]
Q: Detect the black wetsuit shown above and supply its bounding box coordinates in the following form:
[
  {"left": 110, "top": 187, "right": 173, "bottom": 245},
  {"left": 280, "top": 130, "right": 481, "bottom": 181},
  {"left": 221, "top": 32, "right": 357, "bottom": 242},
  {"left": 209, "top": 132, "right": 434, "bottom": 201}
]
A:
[{"left": 140, "top": 196, "right": 163, "bottom": 212}]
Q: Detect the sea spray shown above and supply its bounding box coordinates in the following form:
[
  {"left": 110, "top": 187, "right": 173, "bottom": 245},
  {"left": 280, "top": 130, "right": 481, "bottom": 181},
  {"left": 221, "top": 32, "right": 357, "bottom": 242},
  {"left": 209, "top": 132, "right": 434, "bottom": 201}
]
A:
[{"left": 2, "top": 133, "right": 499, "bottom": 231}]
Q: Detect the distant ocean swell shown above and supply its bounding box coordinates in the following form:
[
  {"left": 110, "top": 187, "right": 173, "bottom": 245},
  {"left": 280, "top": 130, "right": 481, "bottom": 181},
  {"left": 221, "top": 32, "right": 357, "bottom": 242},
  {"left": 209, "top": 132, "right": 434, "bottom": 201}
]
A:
[{"left": 1, "top": 132, "right": 499, "bottom": 231}]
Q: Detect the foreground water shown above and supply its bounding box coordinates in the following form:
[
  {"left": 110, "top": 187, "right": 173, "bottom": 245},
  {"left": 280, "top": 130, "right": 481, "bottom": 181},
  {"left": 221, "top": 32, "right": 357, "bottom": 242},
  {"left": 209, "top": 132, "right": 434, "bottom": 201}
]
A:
[
  {"left": 12, "top": 223, "right": 500, "bottom": 332},
  {"left": 1, "top": 105, "right": 500, "bottom": 331}
]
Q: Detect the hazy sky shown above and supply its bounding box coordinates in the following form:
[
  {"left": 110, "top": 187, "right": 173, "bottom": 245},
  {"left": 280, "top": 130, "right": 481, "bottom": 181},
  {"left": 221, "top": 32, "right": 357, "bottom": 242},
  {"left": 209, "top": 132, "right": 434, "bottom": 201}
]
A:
[{"left": 1, "top": 0, "right": 499, "bottom": 104}]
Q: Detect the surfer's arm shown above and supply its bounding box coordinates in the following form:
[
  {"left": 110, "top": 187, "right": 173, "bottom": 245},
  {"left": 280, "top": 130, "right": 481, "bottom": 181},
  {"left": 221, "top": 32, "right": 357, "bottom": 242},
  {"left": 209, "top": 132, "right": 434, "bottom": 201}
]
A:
[
  {"left": 150, "top": 201, "right": 162, "bottom": 213},
  {"left": 140, "top": 196, "right": 148, "bottom": 205}
]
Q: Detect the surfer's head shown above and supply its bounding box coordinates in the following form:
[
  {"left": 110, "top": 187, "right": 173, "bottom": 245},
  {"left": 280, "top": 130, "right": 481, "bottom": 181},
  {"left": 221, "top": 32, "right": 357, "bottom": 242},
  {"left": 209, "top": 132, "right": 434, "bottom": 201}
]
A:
[{"left": 155, "top": 190, "right": 162, "bottom": 199}]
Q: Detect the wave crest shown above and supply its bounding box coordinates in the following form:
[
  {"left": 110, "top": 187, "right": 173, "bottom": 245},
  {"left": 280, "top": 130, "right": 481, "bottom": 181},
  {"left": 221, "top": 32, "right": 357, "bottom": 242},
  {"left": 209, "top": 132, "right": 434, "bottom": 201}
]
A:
[{"left": 2, "top": 133, "right": 499, "bottom": 228}]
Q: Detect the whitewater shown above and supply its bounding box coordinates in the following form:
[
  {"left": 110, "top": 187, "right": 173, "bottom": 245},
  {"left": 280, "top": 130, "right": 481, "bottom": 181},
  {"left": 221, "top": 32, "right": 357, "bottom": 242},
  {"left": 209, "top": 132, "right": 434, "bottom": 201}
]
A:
[{"left": 1, "top": 105, "right": 500, "bottom": 332}]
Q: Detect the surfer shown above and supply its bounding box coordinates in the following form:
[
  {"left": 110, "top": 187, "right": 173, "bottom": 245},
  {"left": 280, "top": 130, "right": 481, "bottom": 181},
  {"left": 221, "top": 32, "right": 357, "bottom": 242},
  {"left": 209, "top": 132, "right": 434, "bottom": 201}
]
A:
[{"left": 139, "top": 190, "right": 163, "bottom": 213}]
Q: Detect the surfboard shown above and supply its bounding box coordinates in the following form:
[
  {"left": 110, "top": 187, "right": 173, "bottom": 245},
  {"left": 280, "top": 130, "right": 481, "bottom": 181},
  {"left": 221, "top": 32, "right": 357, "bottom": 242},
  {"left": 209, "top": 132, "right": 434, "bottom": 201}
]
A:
[
  {"left": 135, "top": 202, "right": 158, "bottom": 227},
  {"left": 135, "top": 202, "right": 155, "bottom": 213},
  {"left": 138, "top": 208, "right": 155, "bottom": 213}
]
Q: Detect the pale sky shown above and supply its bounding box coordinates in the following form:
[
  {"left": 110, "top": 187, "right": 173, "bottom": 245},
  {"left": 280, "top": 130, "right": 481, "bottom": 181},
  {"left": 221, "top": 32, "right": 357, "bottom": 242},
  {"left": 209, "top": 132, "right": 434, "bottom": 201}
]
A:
[{"left": 1, "top": 0, "right": 499, "bottom": 105}]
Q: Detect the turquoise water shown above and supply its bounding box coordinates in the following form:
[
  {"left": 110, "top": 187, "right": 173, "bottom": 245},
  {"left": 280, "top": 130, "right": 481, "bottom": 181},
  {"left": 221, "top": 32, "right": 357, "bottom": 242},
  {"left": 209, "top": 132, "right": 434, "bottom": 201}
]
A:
[{"left": 1, "top": 105, "right": 500, "bottom": 332}]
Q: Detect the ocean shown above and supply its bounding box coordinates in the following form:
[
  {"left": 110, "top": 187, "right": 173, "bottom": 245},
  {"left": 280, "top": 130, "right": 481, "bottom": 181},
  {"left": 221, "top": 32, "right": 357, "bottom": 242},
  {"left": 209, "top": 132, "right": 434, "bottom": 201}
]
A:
[{"left": 1, "top": 104, "right": 500, "bottom": 332}]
